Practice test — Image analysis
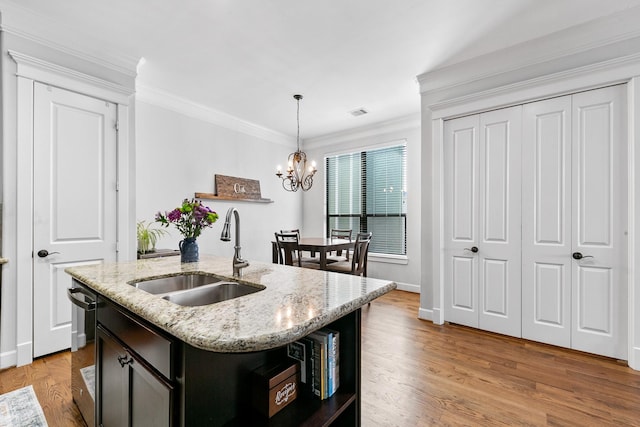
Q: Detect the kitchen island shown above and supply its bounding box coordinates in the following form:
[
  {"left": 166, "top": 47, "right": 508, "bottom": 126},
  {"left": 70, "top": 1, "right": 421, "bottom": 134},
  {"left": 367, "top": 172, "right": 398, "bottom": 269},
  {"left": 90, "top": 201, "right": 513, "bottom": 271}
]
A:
[{"left": 66, "top": 255, "right": 396, "bottom": 426}]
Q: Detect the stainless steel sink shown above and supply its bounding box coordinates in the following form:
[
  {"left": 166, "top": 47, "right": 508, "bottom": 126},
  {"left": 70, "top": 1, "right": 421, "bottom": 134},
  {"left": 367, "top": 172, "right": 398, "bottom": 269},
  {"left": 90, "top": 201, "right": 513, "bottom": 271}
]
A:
[
  {"left": 129, "top": 273, "right": 223, "bottom": 294},
  {"left": 162, "top": 282, "right": 263, "bottom": 307}
]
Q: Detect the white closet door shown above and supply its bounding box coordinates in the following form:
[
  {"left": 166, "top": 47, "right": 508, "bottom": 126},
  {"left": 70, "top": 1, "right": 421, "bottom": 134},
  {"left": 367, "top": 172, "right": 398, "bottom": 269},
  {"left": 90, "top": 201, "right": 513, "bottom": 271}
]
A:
[
  {"left": 571, "top": 85, "right": 627, "bottom": 359},
  {"left": 444, "top": 115, "right": 480, "bottom": 328},
  {"left": 444, "top": 106, "right": 522, "bottom": 336},
  {"left": 521, "top": 96, "right": 573, "bottom": 347},
  {"left": 477, "top": 107, "right": 522, "bottom": 337}
]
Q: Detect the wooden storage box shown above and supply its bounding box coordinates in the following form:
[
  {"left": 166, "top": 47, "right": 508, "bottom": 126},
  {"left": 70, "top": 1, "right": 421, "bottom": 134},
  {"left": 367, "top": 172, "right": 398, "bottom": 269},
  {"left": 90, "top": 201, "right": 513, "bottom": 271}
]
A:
[{"left": 251, "top": 360, "right": 299, "bottom": 418}]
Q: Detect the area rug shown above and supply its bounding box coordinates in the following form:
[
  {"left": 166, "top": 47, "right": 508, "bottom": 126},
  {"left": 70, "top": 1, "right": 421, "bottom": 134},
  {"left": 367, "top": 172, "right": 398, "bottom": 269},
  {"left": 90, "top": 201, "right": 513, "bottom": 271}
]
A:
[{"left": 0, "top": 385, "right": 48, "bottom": 427}]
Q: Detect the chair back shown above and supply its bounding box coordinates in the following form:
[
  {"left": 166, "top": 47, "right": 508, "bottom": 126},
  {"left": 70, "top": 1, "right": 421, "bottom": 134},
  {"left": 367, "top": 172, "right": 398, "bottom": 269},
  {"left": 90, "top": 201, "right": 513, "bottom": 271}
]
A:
[
  {"left": 351, "top": 232, "right": 372, "bottom": 276},
  {"left": 274, "top": 232, "right": 301, "bottom": 266},
  {"left": 280, "top": 229, "right": 301, "bottom": 239},
  {"left": 330, "top": 228, "right": 352, "bottom": 241},
  {"left": 329, "top": 228, "right": 353, "bottom": 260}
]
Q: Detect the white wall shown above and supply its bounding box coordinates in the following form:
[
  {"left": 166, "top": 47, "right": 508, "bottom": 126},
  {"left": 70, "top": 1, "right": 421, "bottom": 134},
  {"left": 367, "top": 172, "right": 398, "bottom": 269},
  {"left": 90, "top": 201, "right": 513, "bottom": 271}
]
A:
[
  {"left": 301, "top": 116, "right": 421, "bottom": 293},
  {"left": 135, "top": 100, "right": 302, "bottom": 263}
]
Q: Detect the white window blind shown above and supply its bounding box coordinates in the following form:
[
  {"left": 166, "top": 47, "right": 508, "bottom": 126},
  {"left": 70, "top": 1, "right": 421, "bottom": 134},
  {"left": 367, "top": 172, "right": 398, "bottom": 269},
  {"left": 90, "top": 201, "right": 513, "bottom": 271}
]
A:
[{"left": 326, "top": 144, "right": 407, "bottom": 255}]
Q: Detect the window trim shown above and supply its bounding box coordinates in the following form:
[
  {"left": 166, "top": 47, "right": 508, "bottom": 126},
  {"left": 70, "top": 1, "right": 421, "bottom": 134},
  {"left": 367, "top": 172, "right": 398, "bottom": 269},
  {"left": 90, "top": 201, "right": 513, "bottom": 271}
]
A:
[{"left": 325, "top": 140, "right": 407, "bottom": 256}]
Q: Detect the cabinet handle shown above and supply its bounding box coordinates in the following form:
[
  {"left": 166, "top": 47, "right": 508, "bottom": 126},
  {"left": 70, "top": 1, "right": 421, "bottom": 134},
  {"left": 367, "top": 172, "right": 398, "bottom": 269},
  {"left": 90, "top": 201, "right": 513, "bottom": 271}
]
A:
[
  {"left": 117, "top": 354, "right": 133, "bottom": 367},
  {"left": 464, "top": 246, "right": 479, "bottom": 253},
  {"left": 572, "top": 252, "right": 593, "bottom": 260}
]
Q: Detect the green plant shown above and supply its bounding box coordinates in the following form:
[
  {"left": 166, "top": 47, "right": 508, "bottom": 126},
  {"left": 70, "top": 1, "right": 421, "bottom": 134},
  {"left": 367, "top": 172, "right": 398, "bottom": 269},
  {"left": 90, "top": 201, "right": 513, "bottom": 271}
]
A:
[{"left": 137, "top": 220, "right": 168, "bottom": 254}]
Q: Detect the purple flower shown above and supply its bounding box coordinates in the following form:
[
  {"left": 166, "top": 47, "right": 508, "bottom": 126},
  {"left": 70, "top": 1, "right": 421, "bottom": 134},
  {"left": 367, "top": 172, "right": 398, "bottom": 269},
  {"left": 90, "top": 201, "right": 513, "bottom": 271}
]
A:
[{"left": 167, "top": 209, "right": 181, "bottom": 222}]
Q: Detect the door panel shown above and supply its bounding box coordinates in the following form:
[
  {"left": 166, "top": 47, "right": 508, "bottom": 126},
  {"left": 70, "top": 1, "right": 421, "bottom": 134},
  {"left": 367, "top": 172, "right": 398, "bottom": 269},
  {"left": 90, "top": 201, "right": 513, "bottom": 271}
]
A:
[
  {"left": 444, "top": 115, "right": 479, "bottom": 328},
  {"left": 522, "top": 96, "right": 572, "bottom": 347},
  {"left": 534, "top": 263, "right": 565, "bottom": 326},
  {"left": 477, "top": 107, "right": 521, "bottom": 337},
  {"left": 571, "top": 85, "right": 627, "bottom": 359},
  {"left": 33, "top": 83, "right": 117, "bottom": 357}
]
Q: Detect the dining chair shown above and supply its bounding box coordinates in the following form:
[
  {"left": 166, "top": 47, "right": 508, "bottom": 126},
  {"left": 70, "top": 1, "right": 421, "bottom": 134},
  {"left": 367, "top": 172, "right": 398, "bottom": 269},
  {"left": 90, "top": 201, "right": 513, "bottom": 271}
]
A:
[
  {"left": 326, "top": 232, "right": 372, "bottom": 276},
  {"left": 274, "top": 232, "right": 320, "bottom": 269},
  {"left": 281, "top": 228, "right": 321, "bottom": 262},
  {"left": 326, "top": 228, "right": 353, "bottom": 263}
]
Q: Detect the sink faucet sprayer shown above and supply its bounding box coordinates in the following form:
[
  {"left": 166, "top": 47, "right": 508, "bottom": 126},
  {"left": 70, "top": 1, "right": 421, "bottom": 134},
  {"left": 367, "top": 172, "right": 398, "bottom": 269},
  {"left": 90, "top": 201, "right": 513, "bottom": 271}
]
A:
[{"left": 220, "top": 207, "right": 249, "bottom": 277}]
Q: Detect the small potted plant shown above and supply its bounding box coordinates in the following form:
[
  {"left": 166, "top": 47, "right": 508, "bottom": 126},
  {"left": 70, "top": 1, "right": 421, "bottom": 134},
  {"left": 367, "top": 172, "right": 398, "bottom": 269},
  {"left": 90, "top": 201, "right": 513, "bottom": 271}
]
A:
[
  {"left": 137, "top": 220, "right": 168, "bottom": 255},
  {"left": 156, "top": 198, "right": 219, "bottom": 262}
]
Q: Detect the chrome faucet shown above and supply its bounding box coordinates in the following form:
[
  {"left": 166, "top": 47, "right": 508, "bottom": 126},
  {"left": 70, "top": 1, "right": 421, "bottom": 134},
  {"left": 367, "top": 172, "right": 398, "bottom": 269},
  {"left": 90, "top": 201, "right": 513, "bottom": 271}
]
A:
[{"left": 220, "top": 207, "right": 249, "bottom": 277}]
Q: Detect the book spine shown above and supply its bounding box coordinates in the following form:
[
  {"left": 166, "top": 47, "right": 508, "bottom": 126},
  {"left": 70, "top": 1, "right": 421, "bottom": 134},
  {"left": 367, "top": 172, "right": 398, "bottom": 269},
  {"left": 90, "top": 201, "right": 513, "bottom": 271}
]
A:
[
  {"left": 331, "top": 331, "right": 340, "bottom": 395},
  {"left": 309, "top": 334, "right": 322, "bottom": 397},
  {"left": 326, "top": 330, "right": 333, "bottom": 397}
]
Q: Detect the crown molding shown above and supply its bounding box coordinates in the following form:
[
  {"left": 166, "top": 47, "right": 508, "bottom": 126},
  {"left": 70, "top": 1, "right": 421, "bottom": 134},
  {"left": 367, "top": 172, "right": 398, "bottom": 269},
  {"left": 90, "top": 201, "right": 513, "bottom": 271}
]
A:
[
  {"left": 304, "top": 113, "right": 421, "bottom": 148},
  {"left": 135, "top": 84, "right": 295, "bottom": 147},
  {"left": 0, "top": 3, "right": 139, "bottom": 78},
  {"left": 9, "top": 50, "right": 135, "bottom": 103},
  {"left": 427, "top": 51, "right": 640, "bottom": 116},
  {"left": 417, "top": 6, "right": 640, "bottom": 104}
]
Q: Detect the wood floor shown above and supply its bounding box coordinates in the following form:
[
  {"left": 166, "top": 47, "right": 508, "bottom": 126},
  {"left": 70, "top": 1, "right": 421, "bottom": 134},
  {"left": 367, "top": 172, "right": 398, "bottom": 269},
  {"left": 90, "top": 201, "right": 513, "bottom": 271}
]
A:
[{"left": 1, "top": 290, "right": 640, "bottom": 426}]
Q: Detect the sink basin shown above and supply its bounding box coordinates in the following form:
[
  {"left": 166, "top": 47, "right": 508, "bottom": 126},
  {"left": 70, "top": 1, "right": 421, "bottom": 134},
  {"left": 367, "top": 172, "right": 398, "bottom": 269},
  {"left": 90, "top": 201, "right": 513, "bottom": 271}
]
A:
[
  {"left": 130, "top": 273, "right": 223, "bottom": 294},
  {"left": 162, "top": 282, "right": 263, "bottom": 307}
]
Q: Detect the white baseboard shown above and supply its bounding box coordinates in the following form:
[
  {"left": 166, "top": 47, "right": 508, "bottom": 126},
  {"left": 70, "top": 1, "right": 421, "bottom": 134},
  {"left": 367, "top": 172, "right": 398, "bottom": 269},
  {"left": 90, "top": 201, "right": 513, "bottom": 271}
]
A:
[
  {"left": 418, "top": 307, "right": 432, "bottom": 321},
  {"left": 395, "top": 282, "right": 420, "bottom": 293},
  {"left": 16, "top": 342, "right": 33, "bottom": 367},
  {"left": 628, "top": 347, "right": 640, "bottom": 371},
  {"left": 0, "top": 350, "right": 17, "bottom": 369}
]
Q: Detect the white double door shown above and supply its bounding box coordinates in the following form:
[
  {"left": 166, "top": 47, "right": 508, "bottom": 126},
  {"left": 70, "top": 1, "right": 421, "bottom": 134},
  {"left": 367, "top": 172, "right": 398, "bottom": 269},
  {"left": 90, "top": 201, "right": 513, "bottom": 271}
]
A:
[
  {"left": 443, "top": 85, "right": 627, "bottom": 359},
  {"left": 32, "top": 83, "right": 118, "bottom": 357}
]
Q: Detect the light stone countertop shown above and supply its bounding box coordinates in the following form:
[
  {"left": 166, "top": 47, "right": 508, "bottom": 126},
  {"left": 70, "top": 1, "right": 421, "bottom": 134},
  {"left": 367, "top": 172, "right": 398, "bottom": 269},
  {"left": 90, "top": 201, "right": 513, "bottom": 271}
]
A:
[
  {"left": 65, "top": 255, "right": 396, "bottom": 353},
  {"left": 0, "top": 258, "right": 8, "bottom": 264}
]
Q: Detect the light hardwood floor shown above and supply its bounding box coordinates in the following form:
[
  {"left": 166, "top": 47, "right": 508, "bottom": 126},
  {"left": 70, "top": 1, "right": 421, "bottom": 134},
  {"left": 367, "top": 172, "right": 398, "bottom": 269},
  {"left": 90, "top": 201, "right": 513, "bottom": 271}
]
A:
[{"left": 1, "top": 290, "right": 640, "bottom": 426}]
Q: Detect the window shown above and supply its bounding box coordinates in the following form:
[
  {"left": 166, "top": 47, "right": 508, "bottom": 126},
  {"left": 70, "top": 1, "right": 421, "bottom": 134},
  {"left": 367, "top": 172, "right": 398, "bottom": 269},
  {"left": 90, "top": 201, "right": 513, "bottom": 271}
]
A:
[{"left": 326, "top": 144, "right": 407, "bottom": 255}]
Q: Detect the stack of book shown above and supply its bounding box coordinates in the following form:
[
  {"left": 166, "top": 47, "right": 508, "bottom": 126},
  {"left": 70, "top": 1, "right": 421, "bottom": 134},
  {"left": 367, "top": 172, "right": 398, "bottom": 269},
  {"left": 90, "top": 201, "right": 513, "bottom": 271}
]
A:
[{"left": 287, "top": 328, "right": 340, "bottom": 399}]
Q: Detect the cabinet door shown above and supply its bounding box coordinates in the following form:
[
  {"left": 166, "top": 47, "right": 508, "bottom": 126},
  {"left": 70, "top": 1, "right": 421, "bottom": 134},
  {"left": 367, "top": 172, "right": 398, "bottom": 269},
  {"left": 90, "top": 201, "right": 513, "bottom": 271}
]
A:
[
  {"left": 129, "top": 357, "right": 172, "bottom": 427},
  {"left": 97, "top": 326, "right": 129, "bottom": 427},
  {"left": 97, "top": 325, "right": 173, "bottom": 427}
]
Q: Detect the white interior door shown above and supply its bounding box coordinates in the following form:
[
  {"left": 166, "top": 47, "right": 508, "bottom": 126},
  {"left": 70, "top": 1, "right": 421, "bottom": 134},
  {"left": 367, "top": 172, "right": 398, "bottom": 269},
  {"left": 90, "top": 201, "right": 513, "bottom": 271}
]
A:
[
  {"left": 477, "top": 107, "right": 521, "bottom": 337},
  {"left": 522, "top": 85, "right": 627, "bottom": 359},
  {"left": 444, "top": 106, "right": 522, "bottom": 337},
  {"left": 521, "top": 95, "right": 573, "bottom": 347},
  {"left": 570, "top": 85, "right": 627, "bottom": 359},
  {"left": 32, "top": 83, "right": 118, "bottom": 358},
  {"left": 444, "top": 115, "right": 480, "bottom": 328}
]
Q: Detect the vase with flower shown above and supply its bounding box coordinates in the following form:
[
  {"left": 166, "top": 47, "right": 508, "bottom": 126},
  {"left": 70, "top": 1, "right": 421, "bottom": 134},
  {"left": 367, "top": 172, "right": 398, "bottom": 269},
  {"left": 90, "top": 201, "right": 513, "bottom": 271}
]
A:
[{"left": 155, "top": 198, "right": 219, "bottom": 263}]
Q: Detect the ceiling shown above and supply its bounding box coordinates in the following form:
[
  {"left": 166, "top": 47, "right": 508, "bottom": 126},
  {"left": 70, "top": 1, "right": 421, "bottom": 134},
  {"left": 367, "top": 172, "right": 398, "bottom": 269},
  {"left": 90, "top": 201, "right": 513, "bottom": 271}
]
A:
[{"left": 2, "top": 0, "right": 640, "bottom": 140}]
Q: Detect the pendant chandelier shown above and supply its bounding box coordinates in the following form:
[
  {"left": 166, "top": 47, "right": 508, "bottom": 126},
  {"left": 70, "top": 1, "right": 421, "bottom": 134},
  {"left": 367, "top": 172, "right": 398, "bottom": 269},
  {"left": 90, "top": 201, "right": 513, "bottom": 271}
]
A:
[{"left": 276, "top": 94, "right": 317, "bottom": 192}]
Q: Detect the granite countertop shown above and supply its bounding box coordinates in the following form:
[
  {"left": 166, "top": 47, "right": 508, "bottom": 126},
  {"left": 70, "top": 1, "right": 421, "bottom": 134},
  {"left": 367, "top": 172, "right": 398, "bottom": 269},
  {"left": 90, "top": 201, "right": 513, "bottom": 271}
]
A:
[{"left": 65, "top": 255, "right": 396, "bottom": 353}]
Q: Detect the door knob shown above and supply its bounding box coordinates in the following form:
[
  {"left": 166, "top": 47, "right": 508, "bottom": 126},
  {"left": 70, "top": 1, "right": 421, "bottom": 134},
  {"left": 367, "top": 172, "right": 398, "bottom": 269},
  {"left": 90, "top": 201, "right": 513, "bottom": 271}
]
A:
[
  {"left": 37, "top": 249, "right": 60, "bottom": 258},
  {"left": 572, "top": 252, "right": 593, "bottom": 260},
  {"left": 464, "top": 246, "right": 479, "bottom": 253}
]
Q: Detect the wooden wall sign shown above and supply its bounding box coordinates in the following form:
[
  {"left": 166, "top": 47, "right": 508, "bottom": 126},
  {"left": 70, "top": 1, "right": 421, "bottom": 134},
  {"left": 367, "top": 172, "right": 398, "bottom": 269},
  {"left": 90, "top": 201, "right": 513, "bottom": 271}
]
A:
[{"left": 215, "top": 174, "right": 263, "bottom": 200}]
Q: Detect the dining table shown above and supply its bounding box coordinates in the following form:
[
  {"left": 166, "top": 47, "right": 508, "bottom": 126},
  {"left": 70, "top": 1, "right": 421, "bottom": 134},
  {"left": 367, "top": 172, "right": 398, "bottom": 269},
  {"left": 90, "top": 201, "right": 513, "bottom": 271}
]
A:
[{"left": 271, "top": 236, "right": 355, "bottom": 270}]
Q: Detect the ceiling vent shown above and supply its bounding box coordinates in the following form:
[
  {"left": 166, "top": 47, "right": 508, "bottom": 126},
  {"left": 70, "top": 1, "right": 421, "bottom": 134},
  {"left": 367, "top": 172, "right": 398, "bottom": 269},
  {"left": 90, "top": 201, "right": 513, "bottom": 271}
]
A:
[{"left": 349, "top": 108, "right": 368, "bottom": 117}]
